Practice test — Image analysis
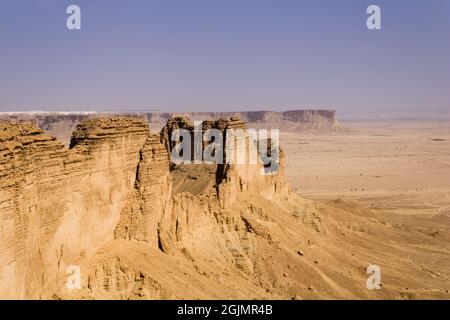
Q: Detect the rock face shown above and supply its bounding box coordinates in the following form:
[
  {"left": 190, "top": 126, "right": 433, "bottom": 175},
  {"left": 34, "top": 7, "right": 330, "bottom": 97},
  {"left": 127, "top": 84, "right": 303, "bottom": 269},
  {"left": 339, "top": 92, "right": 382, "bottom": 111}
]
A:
[
  {"left": 114, "top": 134, "right": 173, "bottom": 246},
  {"left": 0, "top": 110, "right": 339, "bottom": 145},
  {"left": 1, "top": 116, "right": 448, "bottom": 300},
  {"left": 0, "top": 118, "right": 149, "bottom": 298},
  {"left": 151, "top": 110, "right": 338, "bottom": 131},
  {"left": 180, "top": 110, "right": 339, "bottom": 131},
  {"left": 159, "top": 116, "right": 194, "bottom": 163},
  {"left": 0, "top": 115, "right": 289, "bottom": 299},
  {"left": 0, "top": 113, "right": 93, "bottom": 144}
]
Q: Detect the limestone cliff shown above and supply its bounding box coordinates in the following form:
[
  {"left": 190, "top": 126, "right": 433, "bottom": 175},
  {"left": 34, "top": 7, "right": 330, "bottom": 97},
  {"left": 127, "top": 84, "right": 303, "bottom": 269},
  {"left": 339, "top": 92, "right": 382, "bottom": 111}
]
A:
[
  {"left": 0, "top": 110, "right": 339, "bottom": 145},
  {"left": 172, "top": 110, "right": 339, "bottom": 131},
  {"left": 1, "top": 116, "right": 443, "bottom": 300},
  {"left": 0, "top": 115, "right": 289, "bottom": 299},
  {"left": 114, "top": 134, "right": 173, "bottom": 246},
  {"left": 0, "top": 118, "right": 149, "bottom": 298}
]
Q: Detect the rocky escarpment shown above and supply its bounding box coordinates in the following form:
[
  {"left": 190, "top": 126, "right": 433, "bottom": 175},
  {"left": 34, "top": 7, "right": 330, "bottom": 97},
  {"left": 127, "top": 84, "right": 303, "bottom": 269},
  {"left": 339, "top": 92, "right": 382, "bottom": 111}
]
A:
[
  {"left": 2, "top": 116, "right": 444, "bottom": 300},
  {"left": 0, "top": 115, "right": 289, "bottom": 299},
  {"left": 0, "top": 113, "right": 92, "bottom": 144},
  {"left": 114, "top": 134, "right": 173, "bottom": 245},
  {"left": 170, "top": 110, "right": 339, "bottom": 131},
  {"left": 0, "top": 118, "right": 149, "bottom": 299},
  {"left": 149, "top": 110, "right": 338, "bottom": 131},
  {"left": 115, "top": 115, "right": 289, "bottom": 253},
  {"left": 0, "top": 110, "right": 339, "bottom": 145}
]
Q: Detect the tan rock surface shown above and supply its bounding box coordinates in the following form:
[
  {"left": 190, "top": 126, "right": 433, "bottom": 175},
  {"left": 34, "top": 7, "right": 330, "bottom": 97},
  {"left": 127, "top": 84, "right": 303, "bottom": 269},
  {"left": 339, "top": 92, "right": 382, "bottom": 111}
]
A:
[{"left": 1, "top": 117, "right": 449, "bottom": 300}]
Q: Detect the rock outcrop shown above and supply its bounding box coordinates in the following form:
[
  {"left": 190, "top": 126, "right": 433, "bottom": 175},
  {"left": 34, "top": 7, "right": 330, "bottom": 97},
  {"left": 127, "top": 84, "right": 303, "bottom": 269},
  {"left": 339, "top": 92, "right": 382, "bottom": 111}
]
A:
[
  {"left": 0, "top": 110, "right": 339, "bottom": 145},
  {"left": 0, "top": 115, "right": 289, "bottom": 299},
  {"left": 114, "top": 134, "right": 173, "bottom": 246},
  {"left": 177, "top": 110, "right": 339, "bottom": 131},
  {"left": 0, "top": 118, "right": 149, "bottom": 298},
  {"left": 2, "top": 115, "right": 444, "bottom": 300},
  {"left": 150, "top": 110, "right": 338, "bottom": 131}
]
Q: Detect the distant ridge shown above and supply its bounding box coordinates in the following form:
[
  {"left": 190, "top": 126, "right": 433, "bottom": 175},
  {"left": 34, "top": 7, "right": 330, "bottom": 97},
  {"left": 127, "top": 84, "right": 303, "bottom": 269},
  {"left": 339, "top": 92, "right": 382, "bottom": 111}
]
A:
[{"left": 0, "top": 109, "right": 339, "bottom": 143}]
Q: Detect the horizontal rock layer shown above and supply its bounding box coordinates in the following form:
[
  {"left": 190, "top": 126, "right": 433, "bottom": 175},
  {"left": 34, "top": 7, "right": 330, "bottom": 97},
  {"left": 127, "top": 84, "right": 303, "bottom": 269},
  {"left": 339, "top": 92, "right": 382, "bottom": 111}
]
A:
[
  {"left": 0, "top": 115, "right": 289, "bottom": 299},
  {"left": 0, "top": 118, "right": 149, "bottom": 298},
  {"left": 0, "top": 110, "right": 338, "bottom": 145}
]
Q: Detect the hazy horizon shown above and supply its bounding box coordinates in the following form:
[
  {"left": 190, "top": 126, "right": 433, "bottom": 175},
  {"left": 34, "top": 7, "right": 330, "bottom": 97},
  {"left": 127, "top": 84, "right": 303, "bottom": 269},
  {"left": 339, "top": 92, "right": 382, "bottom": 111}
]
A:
[{"left": 1, "top": 0, "right": 449, "bottom": 114}]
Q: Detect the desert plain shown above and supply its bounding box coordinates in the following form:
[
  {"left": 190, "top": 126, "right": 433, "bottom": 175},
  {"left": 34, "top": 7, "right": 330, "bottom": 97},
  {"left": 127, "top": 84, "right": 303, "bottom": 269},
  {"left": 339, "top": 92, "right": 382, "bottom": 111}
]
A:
[{"left": 283, "top": 120, "right": 450, "bottom": 299}]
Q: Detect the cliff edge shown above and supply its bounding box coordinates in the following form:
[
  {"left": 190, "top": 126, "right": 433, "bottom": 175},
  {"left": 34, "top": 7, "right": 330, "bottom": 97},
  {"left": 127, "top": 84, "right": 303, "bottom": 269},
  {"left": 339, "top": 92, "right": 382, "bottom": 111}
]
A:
[{"left": 1, "top": 116, "right": 445, "bottom": 300}]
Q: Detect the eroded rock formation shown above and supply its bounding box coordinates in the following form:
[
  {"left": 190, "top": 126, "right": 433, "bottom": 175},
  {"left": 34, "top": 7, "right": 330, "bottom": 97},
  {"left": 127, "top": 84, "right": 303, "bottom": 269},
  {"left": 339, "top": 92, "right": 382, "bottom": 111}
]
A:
[
  {"left": 0, "top": 115, "right": 289, "bottom": 299},
  {"left": 0, "top": 118, "right": 149, "bottom": 298},
  {"left": 0, "top": 110, "right": 339, "bottom": 145},
  {"left": 2, "top": 116, "right": 446, "bottom": 300}
]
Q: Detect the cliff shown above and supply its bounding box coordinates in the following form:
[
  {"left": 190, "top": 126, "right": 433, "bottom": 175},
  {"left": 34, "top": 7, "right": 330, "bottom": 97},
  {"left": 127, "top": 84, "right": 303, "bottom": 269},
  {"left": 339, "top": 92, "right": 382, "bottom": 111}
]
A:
[
  {"left": 0, "top": 118, "right": 149, "bottom": 298},
  {"left": 166, "top": 110, "right": 339, "bottom": 131},
  {"left": 0, "top": 116, "right": 290, "bottom": 299},
  {"left": 1, "top": 115, "right": 440, "bottom": 300},
  {"left": 0, "top": 110, "right": 339, "bottom": 145}
]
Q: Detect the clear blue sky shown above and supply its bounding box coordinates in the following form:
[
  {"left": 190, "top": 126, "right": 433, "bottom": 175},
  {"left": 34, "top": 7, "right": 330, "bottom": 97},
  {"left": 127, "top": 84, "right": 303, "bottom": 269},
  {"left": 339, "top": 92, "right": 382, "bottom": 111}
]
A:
[{"left": 0, "top": 0, "right": 449, "bottom": 113}]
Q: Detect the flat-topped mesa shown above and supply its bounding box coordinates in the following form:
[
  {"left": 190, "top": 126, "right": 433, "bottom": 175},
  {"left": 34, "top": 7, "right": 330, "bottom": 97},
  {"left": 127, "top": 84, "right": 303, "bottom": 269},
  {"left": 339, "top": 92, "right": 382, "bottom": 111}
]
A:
[
  {"left": 69, "top": 117, "right": 149, "bottom": 148},
  {"left": 0, "top": 122, "right": 58, "bottom": 148},
  {"left": 0, "top": 122, "right": 67, "bottom": 184},
  {"left": 214, "top": 116, "right": 247, "bottom": 131},
  {"left": 159, "top": 115, "right": 288, "bottom": 207},
  {"left": 0, "top": 121, "right": 42, "bottom": 140},
  {"left": 281, "top": 109, "right": 336, "bottom": 122},
  {"left": 0, "top": 110, "right": 339, "bottom": 145},
  {"left": 155, "top": 110, "right": 338, "bottom": 131}
]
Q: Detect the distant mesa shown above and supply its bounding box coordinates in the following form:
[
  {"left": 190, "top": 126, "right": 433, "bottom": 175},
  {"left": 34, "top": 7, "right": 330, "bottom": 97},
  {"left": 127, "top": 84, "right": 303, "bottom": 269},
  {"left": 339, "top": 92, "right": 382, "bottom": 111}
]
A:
[{"left": 0, "top": 109, "right": 339, "bottom": 144}]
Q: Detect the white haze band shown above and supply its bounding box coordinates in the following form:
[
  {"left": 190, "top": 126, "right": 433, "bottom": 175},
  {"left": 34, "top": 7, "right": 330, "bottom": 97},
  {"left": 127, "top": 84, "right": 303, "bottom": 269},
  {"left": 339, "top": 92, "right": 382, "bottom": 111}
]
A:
[{"left": 170, "top": 121, "right": 280, "bottom": 176}]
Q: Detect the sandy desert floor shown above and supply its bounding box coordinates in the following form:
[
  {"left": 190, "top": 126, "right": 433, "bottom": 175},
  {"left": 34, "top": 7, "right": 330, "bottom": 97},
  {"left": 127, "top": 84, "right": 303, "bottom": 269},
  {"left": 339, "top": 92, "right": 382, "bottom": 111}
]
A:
[
  {"left": 280, "top": 121, "right": 450, "bottom": 298},
  {"left": 283, "top": 121, "right": 450, "bottom": 213}
]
